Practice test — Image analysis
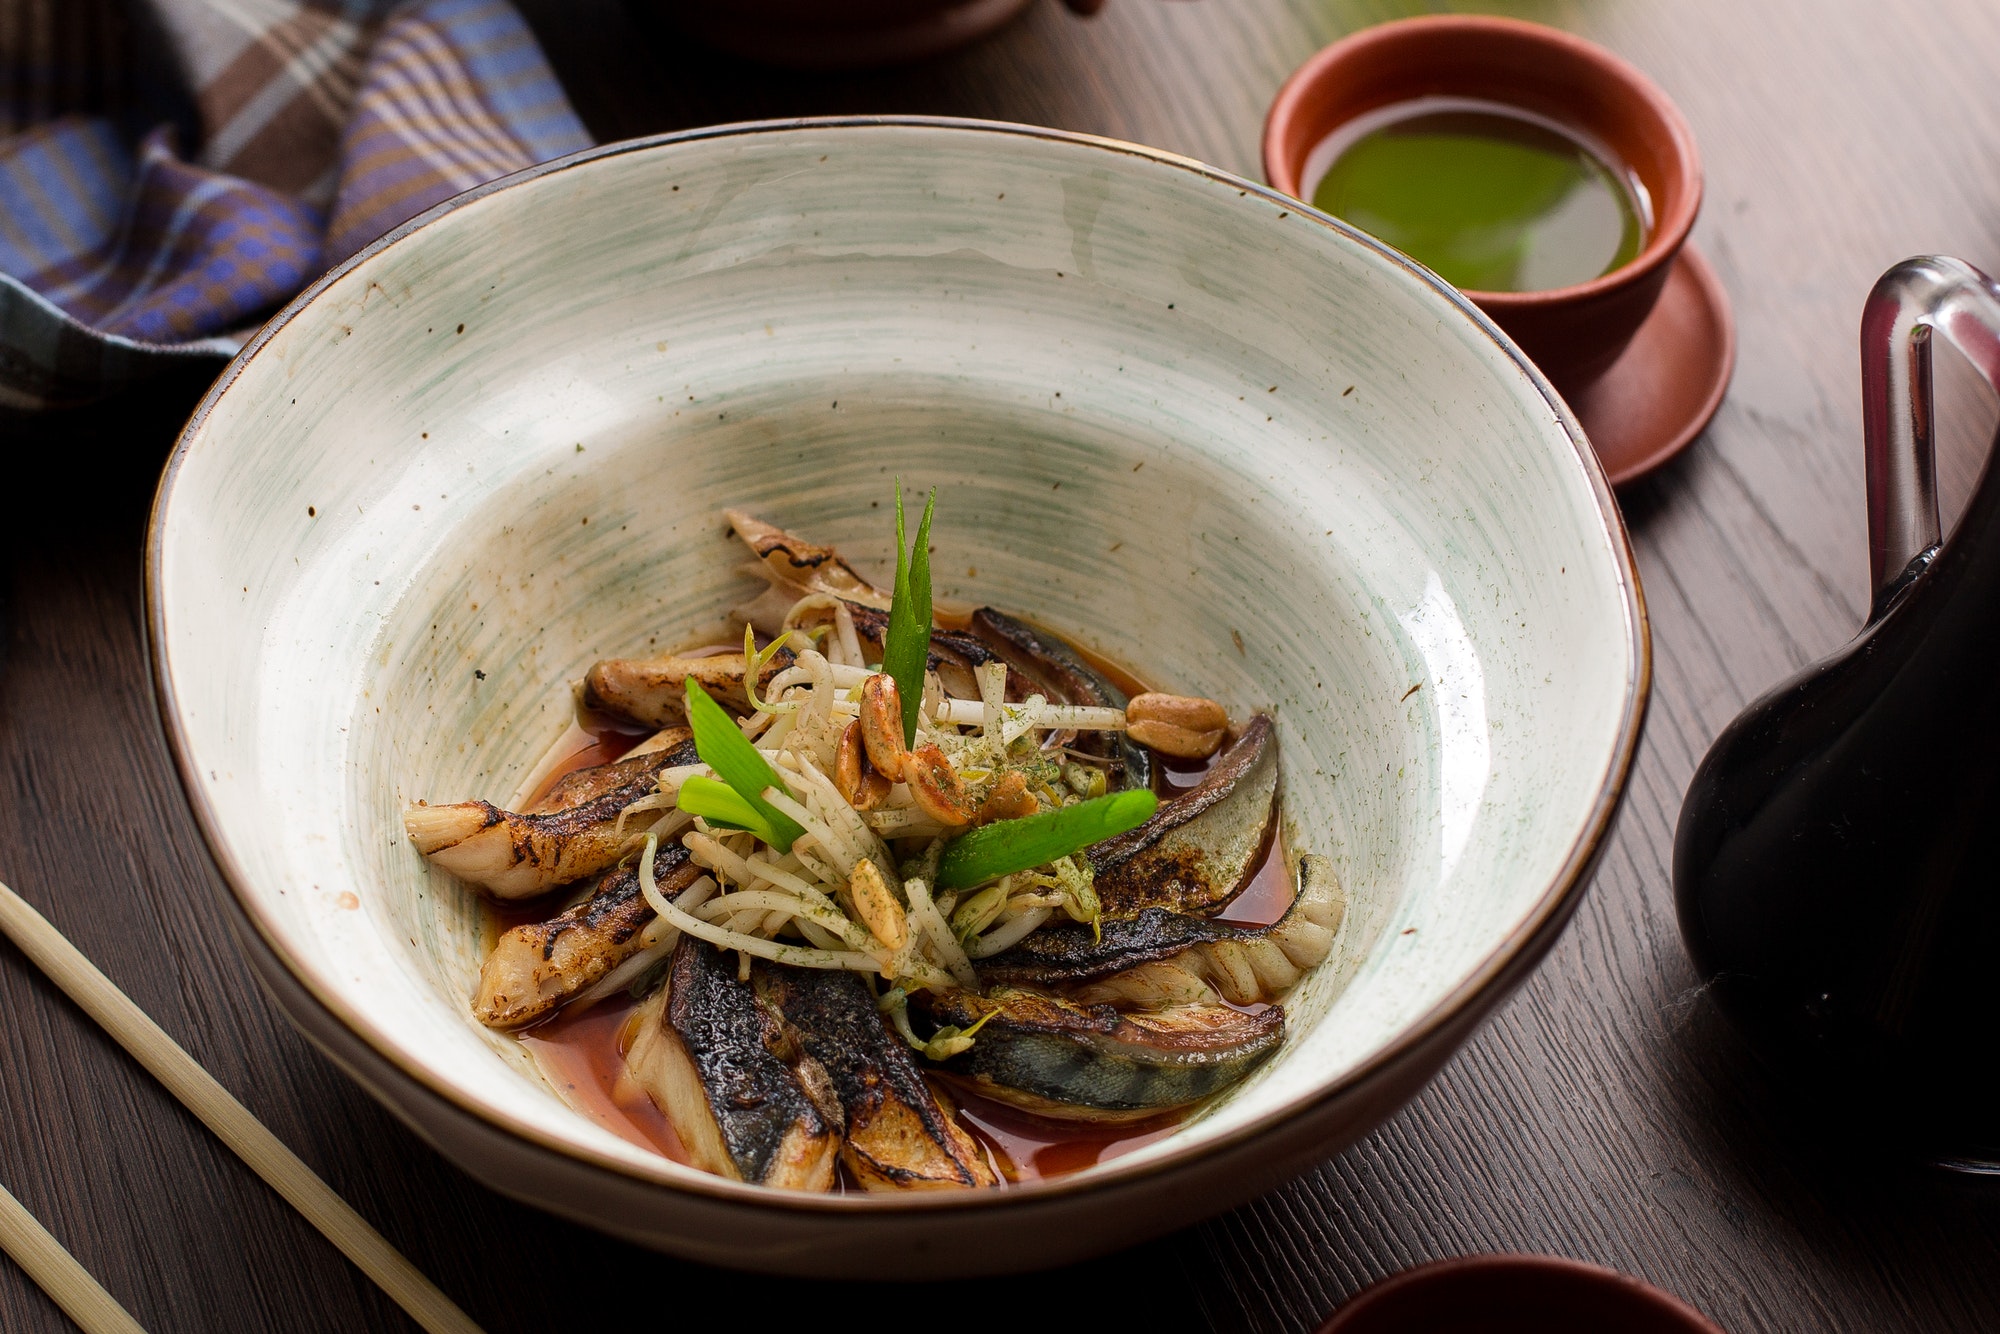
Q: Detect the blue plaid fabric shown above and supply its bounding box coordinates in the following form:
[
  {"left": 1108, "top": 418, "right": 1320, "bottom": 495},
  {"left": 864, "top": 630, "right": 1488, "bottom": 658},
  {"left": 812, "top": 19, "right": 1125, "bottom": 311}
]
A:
[{"left": 0, "top": 0, "right": 590, "bottom": 411}]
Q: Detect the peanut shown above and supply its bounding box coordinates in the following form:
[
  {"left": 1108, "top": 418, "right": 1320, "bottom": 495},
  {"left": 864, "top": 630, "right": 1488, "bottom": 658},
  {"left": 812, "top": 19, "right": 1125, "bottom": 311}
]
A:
[
  {"left": 834, "top": 719, "right": 891, "bottom": 810},
  {"left": 1125, "top": 691, "right": 1228, "bottom": 733},
  {"left": 904, "top": 744, "right": 976, "bottom": 826},
  {"left": 858, "top": 673, "right": 908, "bottom": 780},
  {"left": 974, "top": 771, "right": 1040, "bottom": 825},
  {"left": 1128, "top": 718, "right": 1226, "bottom": 760},
  {"left": 848, "top": 858, "right": 908, "bottom": 949}
]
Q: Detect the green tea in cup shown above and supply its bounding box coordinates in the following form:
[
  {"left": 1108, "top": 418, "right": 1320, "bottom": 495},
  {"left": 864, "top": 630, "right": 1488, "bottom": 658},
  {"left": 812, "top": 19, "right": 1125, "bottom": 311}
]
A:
[{"left": 1307, "top": 96, "right": 1651, "bottom": 293}]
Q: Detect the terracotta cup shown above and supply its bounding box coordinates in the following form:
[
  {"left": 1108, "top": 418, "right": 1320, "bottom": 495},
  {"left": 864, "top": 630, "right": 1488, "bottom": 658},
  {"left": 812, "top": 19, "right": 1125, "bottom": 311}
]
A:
[
  {"left": 1264, "top": 16, "right": 1702, "bottom": 395},
  {"left": 1318, "top": 1255, "right": 1727, "bottom": 1334}
]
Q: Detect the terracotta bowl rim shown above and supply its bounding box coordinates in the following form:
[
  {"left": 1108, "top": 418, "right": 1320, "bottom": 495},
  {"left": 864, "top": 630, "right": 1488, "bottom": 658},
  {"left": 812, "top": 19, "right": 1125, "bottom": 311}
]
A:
[
  {"left": 1318, "top": 1253, "right": 1728, "bottom": 1333},
  {"left": 146, "top": 115, "right": 1651, "bottom": 1219},
  {"left": 1261, "top": 14, "right": 1703, "bottom": 309}
]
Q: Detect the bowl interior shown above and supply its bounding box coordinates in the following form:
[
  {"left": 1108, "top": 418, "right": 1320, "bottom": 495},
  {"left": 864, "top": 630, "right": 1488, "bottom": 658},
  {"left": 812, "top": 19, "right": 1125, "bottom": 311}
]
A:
[{"left": 153, "top": 121, "right": 1640, "bottom": 1202}]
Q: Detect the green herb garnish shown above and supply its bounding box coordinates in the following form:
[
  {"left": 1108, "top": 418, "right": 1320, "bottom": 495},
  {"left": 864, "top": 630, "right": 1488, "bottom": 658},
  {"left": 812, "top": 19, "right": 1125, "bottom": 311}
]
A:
[
  {"left": 674, "top": 775, "right": 782, "bottom": 843},
  {"left": 935, "top": 789, "right": 1158, "bottom": 890},
  {"left": 678, "top": 678, "right": 804, "bottom": 851},
  {"left": 880, "top": 482, "right": 935, "bottom": 747}
]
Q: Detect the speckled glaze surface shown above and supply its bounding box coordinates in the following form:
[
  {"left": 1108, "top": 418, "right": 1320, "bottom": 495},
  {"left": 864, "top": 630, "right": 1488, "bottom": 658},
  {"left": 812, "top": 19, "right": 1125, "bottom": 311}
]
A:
[{"left": 147, "top": 118, "right": 1648, "bottom": 1276}]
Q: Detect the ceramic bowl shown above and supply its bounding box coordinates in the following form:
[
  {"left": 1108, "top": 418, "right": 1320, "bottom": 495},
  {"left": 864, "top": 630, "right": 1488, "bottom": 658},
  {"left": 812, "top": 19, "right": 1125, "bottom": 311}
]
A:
[
  {"left": 1263, "top": 16, "right": 1703, "bottom": 395},
  {"left": 148, "top": 118, "right": 1648, "bottom": 1277}
]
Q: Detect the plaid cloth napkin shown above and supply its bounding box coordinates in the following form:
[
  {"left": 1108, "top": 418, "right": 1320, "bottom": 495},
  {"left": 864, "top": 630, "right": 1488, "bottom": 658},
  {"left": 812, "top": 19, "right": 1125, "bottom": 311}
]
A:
[{"left": 0, "top": 0, "right": 591, "bottom": 410}]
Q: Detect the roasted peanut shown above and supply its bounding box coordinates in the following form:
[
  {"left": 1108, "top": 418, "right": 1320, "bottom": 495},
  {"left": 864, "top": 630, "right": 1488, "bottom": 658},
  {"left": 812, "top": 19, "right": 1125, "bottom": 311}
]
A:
[
  {"left": 904, "top": 744, "right": 976, "bottom": 826},
  {"left": 848, "top": 858, "right": 908, "bottom": 949},
  {"left": 1127, "top": 718, "right": 1226, "bottom": 760},
  {"left": 834, "top": 719, "right": 892, "bottom": 810},
  {"left": 858, "top": 673, "right": 908, "bottom": 780},
  {"left": 1125, "top": 691, "right": 1228, "bottom": 733},
  {"left": 974, "top": 770, "right": 1040, "bottom": 826}
]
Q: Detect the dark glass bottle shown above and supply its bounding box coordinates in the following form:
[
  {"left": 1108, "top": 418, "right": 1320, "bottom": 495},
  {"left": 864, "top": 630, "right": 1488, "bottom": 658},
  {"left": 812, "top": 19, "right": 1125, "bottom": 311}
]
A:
[{"left": 1674, "top": 256, "right": 2000, "bottom": 1169}]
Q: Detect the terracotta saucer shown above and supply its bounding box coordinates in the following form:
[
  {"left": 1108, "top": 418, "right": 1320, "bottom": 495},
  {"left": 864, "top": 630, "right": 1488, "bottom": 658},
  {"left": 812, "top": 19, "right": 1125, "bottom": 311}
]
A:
[
  {"left": 1567, "top": 242, "right": 1736, "bottom": 488},
  {"left": 1316, "top": 1254, "right": 1727, "bottom": 1333}
]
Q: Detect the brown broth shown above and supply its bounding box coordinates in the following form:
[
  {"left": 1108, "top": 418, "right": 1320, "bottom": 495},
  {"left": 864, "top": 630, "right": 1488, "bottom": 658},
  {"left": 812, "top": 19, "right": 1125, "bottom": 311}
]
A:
[
  {"left": 520, "top": 997, "right": 691, "bottom": 1164},
  {"left": 948, "top": 1085, "right": 1184, "bottom": 1183}
]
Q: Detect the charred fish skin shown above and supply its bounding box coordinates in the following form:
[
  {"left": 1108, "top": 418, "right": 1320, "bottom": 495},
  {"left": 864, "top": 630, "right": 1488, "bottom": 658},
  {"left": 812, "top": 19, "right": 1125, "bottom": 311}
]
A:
[
  {"left": 472, "top": 846, "right": 700, "bottom": 1030},
  {"left": 968, "top": 607, "right": 1151, "bottom": 793},
  {"left": 627, "top": 938, "right": 841, "bottom": 1190},
  {"left": 987, "top": 853, "right": 1346, "bottom": 1009},
  {"left": 926, "top": 986, "right": 1284, "bottom": 1121},
  {"left": 528, "top": 725, "right": 688, "bottom": 812},
  {"left": 1088, "top": 714, "right": 1277, "bottom": 917},
  {"left": 977, "top": 899, "right": 1238, "bottom": 989},
  {"left": 405, "top": 737, "right": 698, "bottom": 900},
  {"left": 828, "top": 602, "right": 1025, "bottom": 703},
  {"left": 755, "top": 964, "right": 997, "bottom": 1190},
  {"left": 725, "top": 509, "right": 890, "bottom": 610}
]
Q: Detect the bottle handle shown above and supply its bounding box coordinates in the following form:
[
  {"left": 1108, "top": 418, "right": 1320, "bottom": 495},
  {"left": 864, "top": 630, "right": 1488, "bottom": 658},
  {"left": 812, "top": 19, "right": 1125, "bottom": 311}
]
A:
[{"left": 1861, "top": 256, "right": 2000, "bottom": 620}]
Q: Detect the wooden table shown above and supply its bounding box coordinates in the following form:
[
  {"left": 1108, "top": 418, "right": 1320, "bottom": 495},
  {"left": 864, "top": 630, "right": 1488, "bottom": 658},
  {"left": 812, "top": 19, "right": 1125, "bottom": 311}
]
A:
[{"left": 6, "top": 1, "right": 1999, "bottom": 1329}]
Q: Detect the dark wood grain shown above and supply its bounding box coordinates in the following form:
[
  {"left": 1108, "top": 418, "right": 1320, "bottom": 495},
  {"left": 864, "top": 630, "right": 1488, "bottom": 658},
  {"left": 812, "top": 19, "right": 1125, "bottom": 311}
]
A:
[{"left": 6, "top": 1, "right": 2000, "bottom": 1330}]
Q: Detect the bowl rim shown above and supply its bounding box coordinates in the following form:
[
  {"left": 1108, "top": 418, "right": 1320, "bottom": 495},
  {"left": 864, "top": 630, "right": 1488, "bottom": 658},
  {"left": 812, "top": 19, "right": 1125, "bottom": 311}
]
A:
[{"left": 145, "top": 115, "right": 1651, "bottom": 1216}]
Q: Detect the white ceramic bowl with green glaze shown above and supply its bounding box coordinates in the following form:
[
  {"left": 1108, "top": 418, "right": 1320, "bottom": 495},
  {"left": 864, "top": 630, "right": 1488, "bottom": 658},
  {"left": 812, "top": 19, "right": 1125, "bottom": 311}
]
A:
[{"left": 148, "top": 118, "right": 1647, "bottom": 1276}]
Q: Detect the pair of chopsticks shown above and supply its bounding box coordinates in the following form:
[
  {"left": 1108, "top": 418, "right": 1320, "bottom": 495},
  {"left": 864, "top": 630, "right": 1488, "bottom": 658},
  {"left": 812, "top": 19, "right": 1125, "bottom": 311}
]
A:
[{"left": 0, "top": 880, "right": 486, "bottom": 1334}]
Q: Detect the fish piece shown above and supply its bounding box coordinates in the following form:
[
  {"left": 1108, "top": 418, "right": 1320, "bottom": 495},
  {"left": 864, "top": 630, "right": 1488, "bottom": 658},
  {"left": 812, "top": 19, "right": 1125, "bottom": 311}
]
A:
[
  {"left": 404, "top": 736, "right": 699, "bottom": 900},
  {"left": 472, "top": 847, "right": 702, "bottom": 1029},
  {"left": 984, "top": 854, "right": 1345, "bottom": 1008},
  {"left": 969, "top": 608, "right": 1151, "bottom": 792},
  {"left": 582, "top": 648, "right": 795, "bottom": 729},
  {"left": 755, "top": 964, "right": 997, "bottom": 1190},
  {"left": 726, "top": 509, "right": 890, "bottom": 609},
  {"left": 1088, "top": 714, "right": 1277, "bottom": 917},
  {"left": 624, "top": 939, "right": 842, "bottom": 1190},
  {"left": 529, "top": 726, "right": 686, "bottom": 811},
  {"left": 924, "top": 986, "right": 1284, "bottom": 1122},
  {"left": 801, "top": 600, "right": 1020, "bottom": 701}
]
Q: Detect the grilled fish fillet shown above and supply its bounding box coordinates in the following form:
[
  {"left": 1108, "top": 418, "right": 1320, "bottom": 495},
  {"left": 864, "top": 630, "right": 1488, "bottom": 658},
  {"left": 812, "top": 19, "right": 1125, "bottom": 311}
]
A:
[
  {"left": 404, "top": 734, "right": 695, "bottom": 900},
  {"left": 771, "top": 594, "right": 1025, "bottom": 703},
  {"left": 756, "top": 964, "right": 996, "bottom": 1191},
  {"left": 725, "top": 509, "right": 890, "bottom": 609},
  {"left": 624, "top": 939, "right": 841, "bottom": 1190},
  {"left": 926, "top": 986, "right": 1284, "bottom": 1123},
  {"left": 472, "top": 845, "right": 701, "bottom": 1029},
  {"left": 1088, "top": 714, "right": 1277, "bottom": 917},
  {"left": 981, "top": 853, "right": 1344, "bottom": 1008},
  {"left": 581, "top": 649, "right": 796, "bottom": 730}
]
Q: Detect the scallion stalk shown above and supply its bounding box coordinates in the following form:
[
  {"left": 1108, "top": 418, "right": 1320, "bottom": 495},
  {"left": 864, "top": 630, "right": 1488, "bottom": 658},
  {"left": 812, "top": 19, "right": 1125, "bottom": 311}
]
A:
[
  {"left": 935, "top": 789, "right": 1158, "bottom": 890},
  {"left": 674, "top": 775, "right": 781, "bottom": 843},
  {"left": 880, "top": 483, "right": 935, "bottom": 747},
  {"left": 678, "top": 678, "right": 804, "bottom": 851}
]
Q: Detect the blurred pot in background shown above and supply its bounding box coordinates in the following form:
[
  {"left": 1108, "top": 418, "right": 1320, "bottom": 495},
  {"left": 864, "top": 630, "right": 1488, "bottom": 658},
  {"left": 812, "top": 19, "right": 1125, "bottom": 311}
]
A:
[{"left": 654, "top": 0, "right": 1130, "bottom": 69}]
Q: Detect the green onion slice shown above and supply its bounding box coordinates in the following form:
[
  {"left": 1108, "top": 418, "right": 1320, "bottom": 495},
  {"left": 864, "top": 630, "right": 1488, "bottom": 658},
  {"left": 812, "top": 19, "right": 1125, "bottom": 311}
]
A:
[
  {"left": 674, "top": 775, "right": 781, "bottom": 842},
  {"left": 679, "top": 678, "right": 804, "bottom": 851},
  {"left": 935, "top": 789, "right": 1158, "bottom": 890},
  {"left": 881, "top": 483, "right": 935, "bottom": 747}
]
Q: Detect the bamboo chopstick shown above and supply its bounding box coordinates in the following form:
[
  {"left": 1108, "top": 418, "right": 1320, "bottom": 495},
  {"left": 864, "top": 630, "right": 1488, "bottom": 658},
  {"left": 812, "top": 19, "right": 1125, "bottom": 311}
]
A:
[
  {"left": 0, "top": 881, "right": 485, "bottom": 1334},
  {"left": 0, "top": 1180, "right": 147, "bottom": 1334}
]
